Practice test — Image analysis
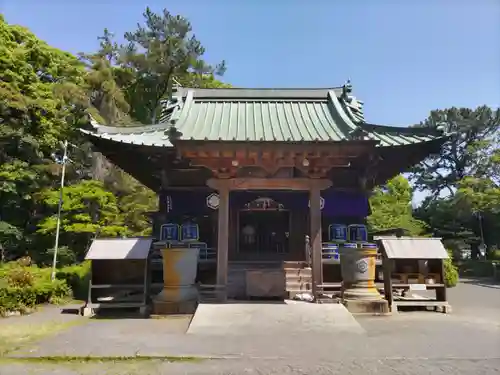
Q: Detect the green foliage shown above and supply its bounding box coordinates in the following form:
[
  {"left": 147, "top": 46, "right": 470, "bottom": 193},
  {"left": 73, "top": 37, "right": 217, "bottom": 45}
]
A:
[
  {"left": 0, "top": 9, "right": 228, "bottom": 264},
  {"left": 37, "top": 180, "right": 127, "bottom": 235},
  {"left": 5, "top": 267, "right": 35, "bottom": 287},
  {"left": 55, "top": 262, "right": 90, "bottom": 299},
  {"left": 458, "top": 259, "right": 500, "bottom": 278},
  {"left": 119, "top": 7, "right": 226, "bottom": 123},
  {"left": 0, "top": 17, "right": 88, "bottom": 260},
  {"left": 368, "top": 175, "right": 427, "bottom": 236},
  {"left": 411, "top": 106, "right": 500, "bottom": 199},
  {"left": 456, "top": 177, "right": 500, "bottom": 214},
  {"left": 489, "top": 249, "right": 500, "bottom": 261},
  {"left": 0, "top": 262, "right": 74, "bottom": 315},
  {"left": 36, "top": 180, "right": 129, "bottom": 260},
  {"left": 45, "top": 246, "right": 77, "bottom": 267},
  {"left": 444, "top": 250, "right": 459, "bottom": 288},
  {"left": 412, "top": 105, "right": 500, "bottom": 257}
]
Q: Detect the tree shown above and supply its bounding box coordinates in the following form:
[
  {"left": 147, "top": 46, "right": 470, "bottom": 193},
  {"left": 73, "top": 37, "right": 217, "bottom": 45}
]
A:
[
  {"left": 73, "top": 8, "right": 230, "bottom": 240},
  {"left": 0, "top": 9, "right": 230, "bottom": 264},
  {"left": 414, "top": 197, "right": 477, "bottom": 250},
  {"left": 102, "top": 7, "right": 226, "bottom": 124},
  {"left": 409, "top": 106, "right": 500, "bottom": 256},
  {"left": 368, "top": 175, "right": 427, "bottom": 235},
  {"left": 0, "top": 16, "right": 88, "bottom": 259},
  {"left": 410, "top": 106, "right": 500, "bottom": 199},
  {"left": 36, "top": 180, "right": 128, "bottom": 260}
]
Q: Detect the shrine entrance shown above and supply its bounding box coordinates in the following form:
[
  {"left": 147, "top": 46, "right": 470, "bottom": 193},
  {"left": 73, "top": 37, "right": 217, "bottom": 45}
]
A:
[{"left": 238, "top": 197, "right": 290, "bottom": 257}]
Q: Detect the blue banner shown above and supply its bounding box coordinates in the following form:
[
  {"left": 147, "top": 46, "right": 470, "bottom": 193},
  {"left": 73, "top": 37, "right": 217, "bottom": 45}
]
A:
[{"left": 159, "top": 188, "right": 369, "bottom": 218}]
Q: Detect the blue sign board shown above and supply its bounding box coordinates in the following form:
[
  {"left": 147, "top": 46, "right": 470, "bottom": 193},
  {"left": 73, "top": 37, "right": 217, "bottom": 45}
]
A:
[
  {"left": 160, "top": 223, "right": 180, "bottom": 241},
  {"left": 328, "top": 224, "right": 348, "bottom": 242},
  {"left": 181, "top": 223, "right": 199, "bottom": 242},
  {"left": 348, "top": 224, "right": 368, "bottom": 243}
]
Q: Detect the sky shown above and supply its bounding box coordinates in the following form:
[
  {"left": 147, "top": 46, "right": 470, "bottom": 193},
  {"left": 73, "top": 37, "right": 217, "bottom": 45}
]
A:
[{"left": 2, "top": 0, "right": 500, "bottom": 202}]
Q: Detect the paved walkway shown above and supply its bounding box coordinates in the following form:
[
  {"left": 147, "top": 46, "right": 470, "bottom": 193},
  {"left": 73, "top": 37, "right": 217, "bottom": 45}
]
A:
[
  {"left": 1, "top": 279, "right": 499, "bottom": 374},
  {"left": 187, "top": 301, "right": 364, "bottom": 335}
]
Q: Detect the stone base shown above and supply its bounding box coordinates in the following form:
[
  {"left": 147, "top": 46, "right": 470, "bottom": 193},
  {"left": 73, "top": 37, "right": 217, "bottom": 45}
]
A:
[
  {"left": 342, "top": 299, "right": 390, "bottom": 315},
  {"left": 156, "top": 285, "right": 198, "bottom": 302},
  {"left": 342, "top": 285, "right": 382, "bottom": 301},
  {"left": 153, "top": 299, "right": 197, "bottom": 315},
  {"left": 81, "top": 307, "right": 95, "bottom": 317}
]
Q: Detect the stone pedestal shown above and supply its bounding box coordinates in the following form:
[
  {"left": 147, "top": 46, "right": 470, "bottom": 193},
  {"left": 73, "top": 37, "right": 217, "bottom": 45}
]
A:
[
  {"left": 339, "top": 244, "right": 389, "bottom": 314},
  {"left": 342, "top": 299, "right": 389, "bottom": 314},
  {"left": 153, "top": 247, "right": 199, "bottom": 315}
]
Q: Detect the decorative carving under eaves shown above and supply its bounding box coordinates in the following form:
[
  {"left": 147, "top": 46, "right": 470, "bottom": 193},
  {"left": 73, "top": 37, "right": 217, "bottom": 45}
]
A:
[{"left": 340, "top": 79, "right": 365, "bottom": 124}]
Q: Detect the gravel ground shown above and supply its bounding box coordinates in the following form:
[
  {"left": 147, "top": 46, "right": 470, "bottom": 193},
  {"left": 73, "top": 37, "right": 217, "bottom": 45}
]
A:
[{"left": 0, "top": 279, "right": 499, "bottom": 374}]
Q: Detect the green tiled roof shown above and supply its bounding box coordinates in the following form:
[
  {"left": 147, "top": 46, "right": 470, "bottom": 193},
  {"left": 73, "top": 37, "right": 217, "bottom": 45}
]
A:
[{"left": 81, "top": 84, "right": 445, "bottom": 148}]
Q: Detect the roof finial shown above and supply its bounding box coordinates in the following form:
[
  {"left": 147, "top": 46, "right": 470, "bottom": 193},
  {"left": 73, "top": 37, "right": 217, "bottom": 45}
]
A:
[
  {"left": 164, "top": 125, "right": 183, "bottom": 141},
  {"left": 342, "top": 79, "right": 353, "bottom": 97}
]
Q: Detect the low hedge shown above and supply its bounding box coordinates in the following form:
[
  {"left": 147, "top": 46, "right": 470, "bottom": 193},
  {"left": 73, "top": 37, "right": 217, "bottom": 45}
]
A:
[
  {"left": 457, "top": 260, "right": 500, "bottom": 278},
  {"left": 0, "top": 280, "right": 70, "bottom": 315},
  {"left": 56, "top": 262, "right": 91, "bottom": 299},
  {"left": 0, "top": 261, "right": 90, "bottom": 316}
]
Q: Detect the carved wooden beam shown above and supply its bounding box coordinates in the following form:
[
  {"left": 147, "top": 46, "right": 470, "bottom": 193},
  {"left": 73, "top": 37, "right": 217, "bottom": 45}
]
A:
[{"left": 207, "top": 178, "right": 332, "bottom": 191}]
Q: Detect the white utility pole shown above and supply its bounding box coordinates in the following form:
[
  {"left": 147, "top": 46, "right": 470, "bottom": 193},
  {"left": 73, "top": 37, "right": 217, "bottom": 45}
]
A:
[{"left": 51, "top": 141, "right": 69, "bottom": 281}]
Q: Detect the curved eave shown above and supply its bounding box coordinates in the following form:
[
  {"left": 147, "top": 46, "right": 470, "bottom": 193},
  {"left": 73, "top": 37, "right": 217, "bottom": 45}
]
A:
[
  {"left": 360, "top": 123, "right": 448, "bottom": 147},
  {"left": 79, "top": 127, "right": 173, "bottom": 148},
  {"left": 372, "top": 137, "right": 447, "bottom": 187}
]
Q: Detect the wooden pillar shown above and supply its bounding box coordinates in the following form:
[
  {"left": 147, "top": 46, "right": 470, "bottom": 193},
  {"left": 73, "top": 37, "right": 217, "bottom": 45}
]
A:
[
  {"left": 216, "top": 184, "right": 230, "bottom": 299},
  {"left": 310, "top": 186, "right": 323, "bottom": 298}
]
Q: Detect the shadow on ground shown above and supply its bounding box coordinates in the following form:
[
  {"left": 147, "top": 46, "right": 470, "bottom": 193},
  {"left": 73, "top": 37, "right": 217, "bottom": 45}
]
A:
[{"left": 460, "top": 277, "right": 500, "bottom": 289}]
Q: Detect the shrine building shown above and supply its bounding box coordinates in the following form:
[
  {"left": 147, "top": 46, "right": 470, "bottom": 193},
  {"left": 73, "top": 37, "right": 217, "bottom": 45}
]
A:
[{"left": 81, "top": 82, "right": 447, "bottom": 301}]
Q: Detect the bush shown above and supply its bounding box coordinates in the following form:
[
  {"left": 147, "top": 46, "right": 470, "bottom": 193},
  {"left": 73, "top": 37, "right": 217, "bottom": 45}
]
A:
[
  {"left": 489, "top": 249, "right": 500, "bottom": 261},
  {"left": 5, "top": 268, "right": 35, "bottom": 287},
  {"left": 0, "top": 263, "right": 73, "bottom": 316},
  {"left": 444, "top": 250, "right": 459, "bottom": 288},
  {"left": 56, "top": 262, "right": 90, "bottom": 300},
  {"left": 0, "top": 261, "right": 90, "bottom": 315},
  {"left": 45, "top": 246, "right": 78, "bottom": 267},
  {"left": 458, "top": 260, "right": 498, "bottom": 277}
]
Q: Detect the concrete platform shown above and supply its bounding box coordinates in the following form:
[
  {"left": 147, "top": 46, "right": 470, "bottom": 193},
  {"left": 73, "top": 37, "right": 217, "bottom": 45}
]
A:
[{"left": 187, "top": 300, "right": 364, "bottom": 335}]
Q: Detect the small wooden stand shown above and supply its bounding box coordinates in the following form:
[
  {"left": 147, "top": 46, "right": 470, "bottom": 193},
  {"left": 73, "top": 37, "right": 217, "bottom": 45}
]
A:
[
  {"left": 376, "top": 236, "right": 451, "bottom": 314},
  {"left": 82, "top": 238, "right": 153, "bottom": 317}
]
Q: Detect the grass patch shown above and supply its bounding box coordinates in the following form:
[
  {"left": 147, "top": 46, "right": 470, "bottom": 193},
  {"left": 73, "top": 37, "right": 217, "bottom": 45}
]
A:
[
  {"left": 0, "top": 320, "right": 83, "bottom": 356},
  {"left": 0, "top": 356, "right": 213, "bottom": 375},
  {"left": 0, "top": 355, "right": 209, "bottom": 364}
]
